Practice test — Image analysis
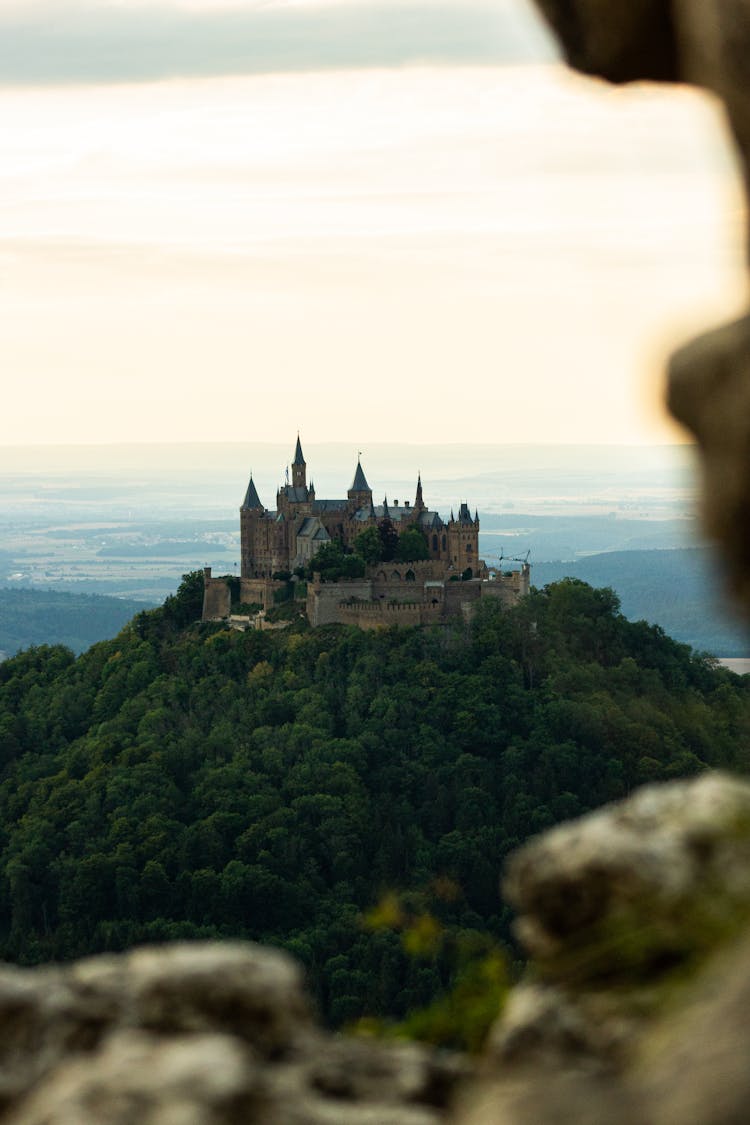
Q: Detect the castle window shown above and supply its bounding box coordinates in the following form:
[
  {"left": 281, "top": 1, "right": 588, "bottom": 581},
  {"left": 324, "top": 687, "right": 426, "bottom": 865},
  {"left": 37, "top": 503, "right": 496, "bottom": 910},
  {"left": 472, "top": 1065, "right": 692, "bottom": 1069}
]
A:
[
  {"left": 466, "top": 543, "right": 472, "bottom": 553},
  {"left": 442, "top": 535, "right": 447, "bottom": 551},
  {"left": 432, "top": 534, "right": 438, "bottom": 552},
  {"left": 405, "top": 569, "right": 416, "bottom": 582}
]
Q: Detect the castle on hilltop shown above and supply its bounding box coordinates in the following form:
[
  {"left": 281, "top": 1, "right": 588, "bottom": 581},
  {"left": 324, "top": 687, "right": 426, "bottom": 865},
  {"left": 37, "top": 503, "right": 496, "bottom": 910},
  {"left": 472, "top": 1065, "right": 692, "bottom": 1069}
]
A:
[
  {"left": 240, "top": 436, "right": 480, "bottom": 579},
  {"left": 202, "top": 437, "right": 530, "bottom": 630}
]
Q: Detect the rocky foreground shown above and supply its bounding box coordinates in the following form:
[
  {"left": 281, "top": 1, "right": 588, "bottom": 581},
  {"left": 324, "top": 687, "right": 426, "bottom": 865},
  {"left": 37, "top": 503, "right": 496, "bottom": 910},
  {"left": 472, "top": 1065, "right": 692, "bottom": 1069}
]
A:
[{"left": 5, "top": 773, "right": 750, "bottom": 1122}]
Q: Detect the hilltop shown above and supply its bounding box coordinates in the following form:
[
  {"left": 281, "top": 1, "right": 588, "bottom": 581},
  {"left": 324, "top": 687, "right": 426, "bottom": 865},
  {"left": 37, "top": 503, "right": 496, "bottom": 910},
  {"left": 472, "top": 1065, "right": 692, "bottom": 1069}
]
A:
[{"left": 0, "top": 574, "right": 747, "bottom": 1029}]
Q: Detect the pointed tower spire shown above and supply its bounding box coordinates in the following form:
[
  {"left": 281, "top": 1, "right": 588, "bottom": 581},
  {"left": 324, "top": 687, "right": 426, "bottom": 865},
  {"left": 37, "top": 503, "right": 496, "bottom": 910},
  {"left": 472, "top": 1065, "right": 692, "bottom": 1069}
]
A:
[
  {"left": 242, "top": 475, "right": 263, "bottom": 510},
  {"left": 414, "top": 472, "right": 425, "bottom": 511},
  {"left": 350, "top": 457, "right": 370, "bottom": 493},
  {"left": 382, "top": 495, "right": 390, "bottom": 518},
  {"left": 347, "top": 452, "right": 373, "bottom": 510},
  {"left": 293, "top": 434, "right": 305, "bottom": 466},
  {"left": 291, "top": 435, "right": 307, "bottom": 490}
]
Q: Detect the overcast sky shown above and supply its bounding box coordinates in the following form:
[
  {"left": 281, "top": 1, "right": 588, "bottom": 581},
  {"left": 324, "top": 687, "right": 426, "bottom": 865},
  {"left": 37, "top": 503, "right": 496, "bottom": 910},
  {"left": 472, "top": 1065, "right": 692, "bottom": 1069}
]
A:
[{"left": 1, "top": 0, "right": 746, "bottom": 446}]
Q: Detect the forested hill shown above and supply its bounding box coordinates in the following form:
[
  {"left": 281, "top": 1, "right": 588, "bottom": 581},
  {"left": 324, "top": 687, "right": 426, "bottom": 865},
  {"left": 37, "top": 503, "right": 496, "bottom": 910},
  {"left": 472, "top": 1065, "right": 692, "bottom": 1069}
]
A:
[
  {"left": 531, "top": 549, "right": 748, "bottom": 656},
  {"left": 0, "top": 574, "right": 748, "bottom": 1029},
  {"left": 0, "top": 588, "right": 155, "bottom": 658}
]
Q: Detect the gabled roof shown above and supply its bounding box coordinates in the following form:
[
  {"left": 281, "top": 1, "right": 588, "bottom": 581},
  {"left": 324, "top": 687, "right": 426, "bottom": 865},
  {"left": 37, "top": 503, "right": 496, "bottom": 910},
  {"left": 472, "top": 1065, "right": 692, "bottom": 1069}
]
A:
[
  {"left": 350, "top": 459, "right": 371, "bottom": 493},
  {"left": 458, "top": 502, "right": 473, "bottom": 525},
  {"left": 242, "top": 476, "right": 263, "bottom": 510},
  {"left": 293, "top": 435, "right": 305, "bottom": 465},
  {"left": 296, "top": 517, "right": 330, "bottom": 543}
]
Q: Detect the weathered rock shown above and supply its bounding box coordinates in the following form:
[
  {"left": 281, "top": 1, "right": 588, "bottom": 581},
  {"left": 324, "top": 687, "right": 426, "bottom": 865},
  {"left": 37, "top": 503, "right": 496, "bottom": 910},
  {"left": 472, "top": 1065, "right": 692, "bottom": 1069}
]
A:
[
  {"left": 458, "top": 774, "right": 750, "bottom": 1124},
  {"left": 505, "top": 772, "right": 750, "bottom": 983},
  {"left": 534, "top": 0, "right": 750, "bottom": 173},
  {"left": 0, "top": 942, "right": 468, "bottom": 1125},
  {"left": 4, "top": 1032, "right": 265, "bottom": 1125},
  {"left": 534, "top": 0, "right": 679, "bottom": 83},
  {"left": 668, "top": 316, "right": 750, "bottom": 617}
]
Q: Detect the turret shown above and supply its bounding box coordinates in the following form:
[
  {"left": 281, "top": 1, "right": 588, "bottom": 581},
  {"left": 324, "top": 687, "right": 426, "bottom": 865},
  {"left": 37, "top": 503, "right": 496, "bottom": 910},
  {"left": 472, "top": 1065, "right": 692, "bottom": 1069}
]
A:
[
  {"left": 241, "top": 475, "right": 263, "bottom": 511},
  {"left": 447, "top": 501, "right": 480, "bottom": 575},
  {"left": 348, "top": 455, "right": 373, "bottom": 511}
]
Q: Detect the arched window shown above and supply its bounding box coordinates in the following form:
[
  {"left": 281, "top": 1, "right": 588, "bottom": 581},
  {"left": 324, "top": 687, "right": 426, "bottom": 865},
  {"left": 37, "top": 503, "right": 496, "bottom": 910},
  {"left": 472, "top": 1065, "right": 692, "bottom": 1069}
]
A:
[
  {"left": 442, "top": 534, "right": 447, "bottom": 551},
  {"left": 432, "top": 534, "right": 438, "bottom": 552},
  {"left": 405, "top": 569, "right": 416, "bottom": 582},
  {"left": 466, "top": 542, "right": 472, "bottom": 554}
]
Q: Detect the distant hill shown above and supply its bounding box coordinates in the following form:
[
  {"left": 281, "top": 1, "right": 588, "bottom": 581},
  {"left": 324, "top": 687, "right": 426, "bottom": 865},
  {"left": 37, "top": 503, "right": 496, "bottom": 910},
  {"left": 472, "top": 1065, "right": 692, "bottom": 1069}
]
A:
[
  {"left": 0, "top": 588, "right": 154, "bottom": 656},
  {"left": 532, "top": 548, "right": 748, "bottom": 656}
]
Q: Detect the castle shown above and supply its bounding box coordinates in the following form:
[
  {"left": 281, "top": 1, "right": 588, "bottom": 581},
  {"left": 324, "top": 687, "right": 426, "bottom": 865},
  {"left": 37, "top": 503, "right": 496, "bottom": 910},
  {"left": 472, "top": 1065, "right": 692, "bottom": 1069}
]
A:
[
  {"left": 240, "top": 436, "right": 480, "bottom": 578},
  {"left": 203, "top": 438, "right": 530, "bottom": 629}
]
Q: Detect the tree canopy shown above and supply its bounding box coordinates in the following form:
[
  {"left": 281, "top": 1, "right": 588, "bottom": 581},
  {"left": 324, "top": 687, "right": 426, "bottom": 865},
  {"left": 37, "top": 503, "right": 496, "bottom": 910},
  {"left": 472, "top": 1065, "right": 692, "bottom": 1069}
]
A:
[{"left": 0, "top": 574, "right": 747, "bottom": 1028}]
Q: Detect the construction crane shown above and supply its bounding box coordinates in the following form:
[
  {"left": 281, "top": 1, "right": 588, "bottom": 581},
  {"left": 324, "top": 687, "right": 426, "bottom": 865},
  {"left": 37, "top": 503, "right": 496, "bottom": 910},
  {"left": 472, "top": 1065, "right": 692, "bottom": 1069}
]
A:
[{"left": 488, "top": 549, "right": 531, "bottom": 569}]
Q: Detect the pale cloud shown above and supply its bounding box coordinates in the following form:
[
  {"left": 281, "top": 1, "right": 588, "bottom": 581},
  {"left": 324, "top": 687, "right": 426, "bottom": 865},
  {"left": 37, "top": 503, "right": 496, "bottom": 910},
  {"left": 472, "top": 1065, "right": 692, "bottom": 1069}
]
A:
[
  {"left": 0, "top": 66, "right": 745, "bottom": 446},
  {"left": 0, "top": 0, "right": 556, "bottom": 85}
]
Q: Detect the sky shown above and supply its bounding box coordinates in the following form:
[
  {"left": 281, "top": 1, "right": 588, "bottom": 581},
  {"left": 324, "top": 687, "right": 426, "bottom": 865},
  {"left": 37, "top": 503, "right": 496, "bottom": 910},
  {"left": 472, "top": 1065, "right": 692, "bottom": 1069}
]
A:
[{"left": 1, "top": 0, "right": 747, "bottom": 447}]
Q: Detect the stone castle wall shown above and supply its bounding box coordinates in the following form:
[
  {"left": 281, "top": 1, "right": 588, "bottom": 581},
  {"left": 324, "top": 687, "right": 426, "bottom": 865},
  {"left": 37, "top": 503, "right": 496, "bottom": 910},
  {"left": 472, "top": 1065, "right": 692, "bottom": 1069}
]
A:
[
  {"left": 206, "top": 567, "right": 527, "bottom": 629},
  {"left": 202, "top": 571, "right": 284, "bottom": 622}
]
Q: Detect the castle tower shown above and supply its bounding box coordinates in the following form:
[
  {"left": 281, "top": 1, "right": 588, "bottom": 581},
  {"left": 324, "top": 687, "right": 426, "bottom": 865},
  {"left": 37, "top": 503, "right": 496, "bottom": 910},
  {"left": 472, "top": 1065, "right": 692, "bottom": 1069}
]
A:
[
  {"left": 447, "top": 502, "right": 480, "bottom": 576},
  {"left": 241, "top": 475, "right": 263, "bottom": 511},
  {"left": 240, "top": 474, "right": 265, "bottom": 578},
  {"left": 347, "top": 456, "right": 373, "bottom": 512},
  {"left": 292, "top": 435, "right": 307, "bottom": 490}
]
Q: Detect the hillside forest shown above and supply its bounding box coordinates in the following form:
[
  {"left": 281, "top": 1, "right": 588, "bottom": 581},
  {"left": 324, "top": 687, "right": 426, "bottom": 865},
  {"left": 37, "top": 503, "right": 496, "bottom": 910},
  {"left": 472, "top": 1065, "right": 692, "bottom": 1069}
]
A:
[{"left": 0, "top": 573, "right": 748, "bottom": 1029}]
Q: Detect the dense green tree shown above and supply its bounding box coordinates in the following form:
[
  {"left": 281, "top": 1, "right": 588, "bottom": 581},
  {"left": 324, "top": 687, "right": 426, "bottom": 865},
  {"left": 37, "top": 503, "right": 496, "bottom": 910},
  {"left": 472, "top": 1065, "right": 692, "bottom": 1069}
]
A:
[
  {"left": 378, "top": 519, "right": 399, "bottom": 562},
  {"left": 353, "top": 527, "right": 383, "bottom": 566},
  {"left": 0, "top": 582, "right": 747, "bottom": 1027},
  {"left": 395, "top": 528, "right": 429, "bottom": 563},
  {"left": 305, "top": 542, "right": 365, "bottom": 583}
]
